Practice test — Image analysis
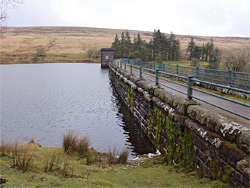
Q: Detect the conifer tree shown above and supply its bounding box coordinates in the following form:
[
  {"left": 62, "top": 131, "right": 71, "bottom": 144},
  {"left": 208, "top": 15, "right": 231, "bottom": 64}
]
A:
[
  {"left": 111, "top": 34, "right": 120, "bottom": 58},
  {"left": 120, "top": 32, "right": 126, "bottom": 57},
  {"left": 186, "top": 37, "right": 196, "bottom": 60},
  {"left": 125, "top": 32, "right": 132, "bottom": 58}
]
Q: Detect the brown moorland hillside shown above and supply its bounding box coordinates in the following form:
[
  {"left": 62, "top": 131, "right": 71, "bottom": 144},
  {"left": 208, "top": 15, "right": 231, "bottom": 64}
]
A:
[{"left": 1, "top": 26, "right": 249, "bottom": 63}]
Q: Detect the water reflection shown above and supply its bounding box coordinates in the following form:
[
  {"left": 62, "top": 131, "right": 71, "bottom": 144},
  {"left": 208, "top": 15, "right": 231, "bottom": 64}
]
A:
[{"left": 109, "top": 78, "right": 156, "bottom": 156}]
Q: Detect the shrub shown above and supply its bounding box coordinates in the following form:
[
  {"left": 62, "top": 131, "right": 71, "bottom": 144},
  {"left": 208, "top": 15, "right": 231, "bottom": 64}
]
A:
[
  {"left": 63, "top": 130, "right": 78, "bottom": 154},
  {"left": 191, "top": 58, "right": 200, "bottom": 67}
]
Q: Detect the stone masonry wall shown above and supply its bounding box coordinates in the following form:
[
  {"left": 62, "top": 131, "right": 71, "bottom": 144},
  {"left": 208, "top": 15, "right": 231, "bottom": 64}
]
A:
[{"left": 109, "top": 63, "right": 250, "bottom": 187}]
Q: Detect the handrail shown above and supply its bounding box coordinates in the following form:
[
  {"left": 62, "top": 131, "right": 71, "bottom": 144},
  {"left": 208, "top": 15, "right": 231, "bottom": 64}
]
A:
[
  {"left": 110, "top": 60, "right": 250, "bottom": 120},
  {"left": 120, "top": 58, "right": 250, "bottom": 90}
]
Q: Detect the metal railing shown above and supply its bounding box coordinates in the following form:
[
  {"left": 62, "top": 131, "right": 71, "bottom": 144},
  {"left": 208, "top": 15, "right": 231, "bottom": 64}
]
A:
[
  {"left": 110, "top": 60, "right": 250, "bottom": 120},
  {"left": 120, "top": 58, "right": 250, "bottom": 90}
]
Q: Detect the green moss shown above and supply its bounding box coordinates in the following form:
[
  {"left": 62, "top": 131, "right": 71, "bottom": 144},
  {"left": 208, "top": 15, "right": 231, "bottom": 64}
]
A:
[
  {"left": 221, "top": 166, "right": 232, "bottom": 183},
  {"left": 208, "top": 159, "right": 221, "bottom": 180},
  {"left": 147, "top": 105, "right": 194, "bottom": 168},
  {"left": 208, "top": 159, "right": 233, "bottom": 184},
  {"left": 126, "top": 86, "right": 134, "bottom": 114},
  {"left": 155, "top": 107, "right": 165, "bottom": 145},
  {"left": 148, "top": 111, "right": 153, "bottom": 137},
  {"left": 221, "top": 141, "right": 247, "bottom": 159},
  {"left": 165, "top": 116, "right": 194, "bottom": 168}
]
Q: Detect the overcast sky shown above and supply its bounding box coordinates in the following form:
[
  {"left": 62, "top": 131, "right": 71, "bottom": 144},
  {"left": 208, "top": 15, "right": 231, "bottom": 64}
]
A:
[{"left": 3, "top": 0, "right": 250, "bottom": 37}]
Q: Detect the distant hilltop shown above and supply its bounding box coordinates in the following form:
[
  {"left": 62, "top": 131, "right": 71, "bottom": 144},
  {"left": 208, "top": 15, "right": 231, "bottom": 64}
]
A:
[{"left": 1, "top": 26, "right": 249, "bottom": 64}]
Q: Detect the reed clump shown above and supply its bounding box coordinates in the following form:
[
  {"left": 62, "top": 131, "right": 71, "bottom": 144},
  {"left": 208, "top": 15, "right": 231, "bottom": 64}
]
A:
[
  {"left": 63, "top": 130, "right": 78, "bottom": 155},
  {"left": 10, "top": 140, "right": 35, "bottom": 172},
  {"left": 107, "top": 147, "right": 129, "bottom": 165},
  {"left": 63, "top": 130, "right": 91, "bottom": 156}
]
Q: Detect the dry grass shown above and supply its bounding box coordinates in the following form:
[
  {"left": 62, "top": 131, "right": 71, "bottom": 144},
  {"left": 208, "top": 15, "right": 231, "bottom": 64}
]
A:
[
  {"left": 0, "top": 139, "right": 12, "bottom": 157},
  {"left": 77, "top": 135, "right": 91, "bottom": 156},
  {"left": 63, "top": 130, "right": 91, "bottom": 156},
  {"left": 43, "top": 151, "right": 63, "bottom": 172},
  {"left": 63, "top": 130, "right": 78, "bottom": 154},
  {"left": 106, "top": 147, "right": 129, "bottom": 165},
  {"left": 1, "top": 26, "right": 249, "bottom": 64},
  {"left": 10, "top": 140, "right": 35, "bottom": 172}
]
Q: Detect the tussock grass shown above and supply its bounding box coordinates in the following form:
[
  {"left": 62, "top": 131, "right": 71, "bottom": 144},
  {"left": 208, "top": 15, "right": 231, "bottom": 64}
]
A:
[
  {"left": 117, "top": 148, "right": 129, "bottom": 164},
  {"left": 43, "top": 152, "right": 62, "bottom": 172},
  {"left": 10, "top": 140, "right": 35, "bottom": 172},
  {"left": 63, "top": 130, "right": 78, "bottom": 154},
  {"left": 63, "top": 130, "right": 91, "bottom": 156},
  {"left": 77, "top": 135, "right": 91, "bottom": 156},
  {"left": 107, "top": 147, "right": 129, "bottom": 165}
]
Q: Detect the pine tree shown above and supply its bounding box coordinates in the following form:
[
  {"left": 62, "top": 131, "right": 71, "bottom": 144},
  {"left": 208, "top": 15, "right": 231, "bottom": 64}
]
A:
[
  {"left": 208, "top": 47, "right": 221, "bottom": 69},
  {"left": 125, "top": 32, "right": 132, "bottom": 58},
  {"left": 193, "top": 45, "right": 201, "bottom": 59},
  {"left": 186, "top": 37, "right": 196, "bottom": 60},
  {"left": 120, "top": 32, "right": 126, "bottom": 57},
  {"left": 111, "top": 34, "right": 120, "bottom": 58}
]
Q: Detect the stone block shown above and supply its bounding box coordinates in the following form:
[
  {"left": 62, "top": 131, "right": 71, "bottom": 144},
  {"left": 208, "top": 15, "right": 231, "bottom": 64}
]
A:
[
  {"left": 219, "top": 141, "right": 247, "bottom": 167},
  {"left": 236, "top": 159, "right": 250, "bottom": 179},
  {"left": 236, "top": 129, "right": 250, "bottom": 155}
]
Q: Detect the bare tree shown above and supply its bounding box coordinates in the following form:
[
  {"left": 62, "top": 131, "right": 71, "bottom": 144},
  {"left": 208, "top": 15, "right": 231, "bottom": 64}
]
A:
[
  {"left": 0, "top": 0, "right": 23, "bottom": 23},
  {"left": 224, "top": 44, "right": 250, "bottom": 73},
  {"left": 87, "top": 49, "right": 95, "bottom": 58}
]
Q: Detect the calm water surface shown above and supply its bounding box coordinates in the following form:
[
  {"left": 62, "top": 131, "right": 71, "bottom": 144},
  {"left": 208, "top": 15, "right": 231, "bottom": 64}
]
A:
[{"left": 0, "top": 63, "right": 155, "bottom": 156}]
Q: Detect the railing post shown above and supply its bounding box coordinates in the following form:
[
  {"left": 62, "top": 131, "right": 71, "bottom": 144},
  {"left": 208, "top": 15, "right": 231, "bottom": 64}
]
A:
[
  {"left": 124, "top": 62, "right": 126, "bottom": 71},
  {"left": 187, "top": 75, "right": 193, "bottom": 100},
  {"left": 176, "top": 64, "right": 179, "bottom": 74},
  {"left": 140, "top": 65, "right": 142, "bottom": 78},
  {"left": 163, "top": 64, "right": 165, "bottom": 72},
  {"left": 154, "top": 63, "right": 156, "bottom": 70},
  {"left": 196, "top": 67, "right": 199, "bottom": 78},
  {"left": 130, "top": 64, "right": 132, "bottom": 73},
  {"left": 156, "top": 69, "right": 159, "bottom": 85},
  {"left": 227, "top": 70, "right": 232, "bottom": 86}
]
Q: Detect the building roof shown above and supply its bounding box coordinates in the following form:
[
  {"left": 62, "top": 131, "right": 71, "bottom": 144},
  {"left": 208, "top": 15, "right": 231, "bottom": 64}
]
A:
[{"left": 101, "top": 48, "right": 114, "bottom": 51}]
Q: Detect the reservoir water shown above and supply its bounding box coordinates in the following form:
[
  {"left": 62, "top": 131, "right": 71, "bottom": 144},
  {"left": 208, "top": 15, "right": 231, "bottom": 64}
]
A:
[{"left": 0, "top": 63, "right": 155, "bottom": 156}]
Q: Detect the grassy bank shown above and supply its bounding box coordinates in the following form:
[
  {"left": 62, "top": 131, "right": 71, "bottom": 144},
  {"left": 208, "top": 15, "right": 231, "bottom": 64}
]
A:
[
  {"left": 0, "top": 133, "right": 228, "bottom": 188},
  {"left": 0, "top": 52, "right": 100, "bottom": 64}
]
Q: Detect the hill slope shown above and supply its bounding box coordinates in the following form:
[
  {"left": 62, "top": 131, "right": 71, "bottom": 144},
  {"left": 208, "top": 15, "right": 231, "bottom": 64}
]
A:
[{"left": 1, "top": 26, "right": 249, "bottom": 63}]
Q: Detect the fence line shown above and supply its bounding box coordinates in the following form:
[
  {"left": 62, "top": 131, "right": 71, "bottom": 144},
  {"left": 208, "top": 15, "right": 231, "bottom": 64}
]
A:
[{"left": 120, "top": 58, "right": 250, "bottom": 90}]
